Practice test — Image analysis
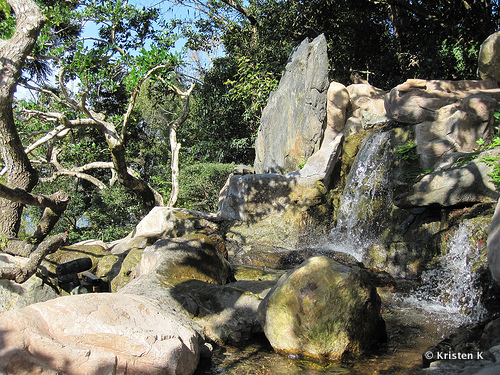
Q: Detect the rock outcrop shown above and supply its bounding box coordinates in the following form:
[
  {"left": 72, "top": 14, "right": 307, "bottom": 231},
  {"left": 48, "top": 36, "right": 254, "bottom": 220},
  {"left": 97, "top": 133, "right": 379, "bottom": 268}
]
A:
[
  {"left": 385, "top": 78, "right": 500, "bottom": 169},
  {"left": 395, "top": 147, "right": 500, "bottom": 208},
  {"left": 254, "top": 34, "right": 329, "bottom": 174},
  {"left": 0, "top": 293, "right": 203, "bottom": 375},
  {"left": 488, "top": 198, "right": 500, "bottom": 284},
  {"left": 258, "top": 256, "right": 386, "bottom": 361}
]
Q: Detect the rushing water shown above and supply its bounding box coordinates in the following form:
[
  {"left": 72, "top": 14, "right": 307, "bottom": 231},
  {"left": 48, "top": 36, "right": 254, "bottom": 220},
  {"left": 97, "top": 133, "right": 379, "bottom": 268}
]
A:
[
  {"left": 324, "top": 130, "right": 394, "bottom": 261},
  {"left": 404, "top": 222, "right": 488, "bottom": 327},
  {"left": 196, "top": 129, "right": 490, "bottom": 374}
]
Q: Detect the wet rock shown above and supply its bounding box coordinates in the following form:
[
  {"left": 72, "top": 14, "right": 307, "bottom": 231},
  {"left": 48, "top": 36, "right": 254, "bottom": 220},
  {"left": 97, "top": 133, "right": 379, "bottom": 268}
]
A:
[
  {"left": 0, "top": 293, "right": 202, "bottom": 375},
  {"left": 254, "top": 34, "right": 329, "bottom": 174},
  {"left": 258, "top": 256, "right": 387, "bottom": 362}
]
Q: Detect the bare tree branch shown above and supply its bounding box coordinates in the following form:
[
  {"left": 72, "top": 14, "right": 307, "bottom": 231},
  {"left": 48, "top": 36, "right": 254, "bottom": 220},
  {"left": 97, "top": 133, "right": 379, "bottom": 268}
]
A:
[
  {"left": 0, "top": 233, "right": 68, "bottom": 283},
  {"left": 121, "top": 64, "right": 172, "bottom": 141}
]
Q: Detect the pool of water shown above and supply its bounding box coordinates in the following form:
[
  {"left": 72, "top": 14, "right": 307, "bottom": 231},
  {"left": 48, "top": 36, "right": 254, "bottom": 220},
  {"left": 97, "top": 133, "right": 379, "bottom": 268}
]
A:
[{"left": 194, "top": 288, "right": 460, "bottom": 375}]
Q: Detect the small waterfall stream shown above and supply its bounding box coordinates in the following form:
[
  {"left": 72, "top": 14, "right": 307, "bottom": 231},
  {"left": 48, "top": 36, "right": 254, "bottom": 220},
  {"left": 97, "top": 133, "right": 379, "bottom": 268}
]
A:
[
  {"left": 326, "top": 130, "right": 394, "bottom": 261},
  {"left": 198, "top": 128, "right": 491, "bottom": 374},
  {"left": 406, "top": 221, "right": 487, "bottom": 326}
]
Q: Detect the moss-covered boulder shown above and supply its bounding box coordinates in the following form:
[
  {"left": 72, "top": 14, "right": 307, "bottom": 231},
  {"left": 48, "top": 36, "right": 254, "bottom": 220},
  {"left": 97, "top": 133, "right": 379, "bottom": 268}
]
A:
[
  {"left": 258, "top": 256, "right": 386, "bottom": 362},
  {"left": 132, "top": 233, "right": 233, "bottom": 286}
]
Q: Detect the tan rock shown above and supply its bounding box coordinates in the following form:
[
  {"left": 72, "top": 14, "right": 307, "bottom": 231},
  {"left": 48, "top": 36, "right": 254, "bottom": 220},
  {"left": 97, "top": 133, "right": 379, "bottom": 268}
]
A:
[
  {"left": 0, "top": 293, "right": 201, "bottom": 375},
  {"left": 479, "top": 31, "right": 500, "bottom": 82},
  {"left": 345, "top": 83, "right": 388, "bottom": 136},
  {"left": 325, "top": 81, "right": 349, "bottom": 141}
]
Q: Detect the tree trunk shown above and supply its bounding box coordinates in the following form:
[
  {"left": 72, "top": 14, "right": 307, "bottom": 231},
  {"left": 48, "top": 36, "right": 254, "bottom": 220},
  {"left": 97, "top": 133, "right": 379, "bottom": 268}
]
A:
[
  {"left": 0, "top": 0, "right": 45, "bottom": 238},
  {"left": 167, "top": 126, "right": 181, "bottom": 207}
]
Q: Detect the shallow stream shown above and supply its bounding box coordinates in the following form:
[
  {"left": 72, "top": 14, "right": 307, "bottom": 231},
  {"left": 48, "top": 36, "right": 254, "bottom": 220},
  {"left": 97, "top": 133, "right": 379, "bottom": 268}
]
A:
[{"left": 194, "top": 287, "right": 462, "bottom": 375}]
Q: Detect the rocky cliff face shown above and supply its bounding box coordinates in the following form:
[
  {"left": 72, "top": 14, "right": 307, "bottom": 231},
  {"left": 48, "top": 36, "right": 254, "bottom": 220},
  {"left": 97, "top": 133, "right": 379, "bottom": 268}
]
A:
[{"left": 254, "top": 34, "right": 330, "bottom": 174}]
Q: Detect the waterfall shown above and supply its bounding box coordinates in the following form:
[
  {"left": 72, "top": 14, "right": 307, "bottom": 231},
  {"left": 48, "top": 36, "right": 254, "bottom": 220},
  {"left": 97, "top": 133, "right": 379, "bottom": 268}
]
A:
[
  {"left": 407, "top": 222, "right": 487, "bottom": 326},
  {"left": 326, "top": 130, "right": 394, "bottom": 261}
]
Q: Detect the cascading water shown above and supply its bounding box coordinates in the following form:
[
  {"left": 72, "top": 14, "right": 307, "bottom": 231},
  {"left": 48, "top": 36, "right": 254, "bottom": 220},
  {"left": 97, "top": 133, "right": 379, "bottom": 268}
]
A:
[
  {"left": 327, "top": 128, "right": 487, "bottom": 327},
  {"left": 407, "top": 221, "right": 487, "bottom": 327},
  {"left": 326, "top": 130, "right": 394, "bottom": 261}
]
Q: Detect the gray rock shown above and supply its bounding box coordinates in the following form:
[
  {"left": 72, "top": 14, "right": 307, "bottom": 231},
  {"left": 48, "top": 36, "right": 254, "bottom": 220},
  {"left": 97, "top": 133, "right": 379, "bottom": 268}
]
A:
[
  {"left": 488, "top": 198, "right": 500, "bottom": 284},
  {"left": 254, "top": 34, "right": 329, "bottom": 174},
  {"left": 171, "top": 279, "right": 275, "bottom": 345},
  {"left": 479, "top": 31, "right": 500, "bottom": 83}
]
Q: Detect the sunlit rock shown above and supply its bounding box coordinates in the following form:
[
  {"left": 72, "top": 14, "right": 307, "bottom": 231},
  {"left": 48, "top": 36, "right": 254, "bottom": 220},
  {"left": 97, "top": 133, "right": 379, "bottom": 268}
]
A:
[
  {"left": 254, "top": 34, "right": 329, "bottom": 174},
  {"left": 0, "top": 293, "right": 202, "bottom": 375},
  {"left": 345, "top": 83, "right": 388, "bottom": 136},
  {"left": 129, "top": 233, "right": 233, "bottom": 287},
  {"left": 479, "top": 30, "right": 500, "bottom": 83},
  {"left": 258, "top": 256, "right": 386, "bottom": 362}
]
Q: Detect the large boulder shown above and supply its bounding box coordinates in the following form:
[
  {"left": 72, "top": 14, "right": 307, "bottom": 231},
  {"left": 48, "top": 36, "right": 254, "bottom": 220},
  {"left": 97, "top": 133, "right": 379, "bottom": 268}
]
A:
[
  {"left": 254, "top": 34, "right": 329, "bottom": 174},
  {"left": 131, "top": 234, "right": 233, "bottom": 287},
  {"left": 219, "top": 172, "right": 330, "bottom": 254},
  {"left": 0, "top": 293, "right": 202, "bottom": 375},
  {"left": 258, "top": 256, "right": 387, "bottom": 362},
  {"left": 479, "top": 31, "right": 500, "bottom": 83},
  {"left": 385, "top": 78, "right": 500, "bottom": 169}
]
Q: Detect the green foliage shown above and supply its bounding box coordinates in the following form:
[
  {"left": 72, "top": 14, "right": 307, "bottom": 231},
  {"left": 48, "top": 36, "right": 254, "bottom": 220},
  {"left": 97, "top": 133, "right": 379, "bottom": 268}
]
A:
[
  {"left": 186, "top": 56, "right": 256, "bottom": 164},
  {"left": 224, "top": 56, "right": 278, "bottom": 123},
  {"left": 396, "top": 140, "right": 419, "bottom": 162},
  {"left": 177, "top": 163, "right": 235, "bottom": 212},
  {"left": 453, "top": 153, "right": 479, "bottom": 166},
  {"left": 0, "top": 0, "right": 14, "bottom": 39}
]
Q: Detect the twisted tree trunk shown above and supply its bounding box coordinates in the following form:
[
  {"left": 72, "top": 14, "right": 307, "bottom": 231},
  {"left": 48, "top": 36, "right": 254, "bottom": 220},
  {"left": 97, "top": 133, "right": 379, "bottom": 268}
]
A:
[
  {"left": 0, "top": 0, "right": 45, "bottom": 237},
  {"left": 0, "top": 1, "right": 70, "bottom": 282}
]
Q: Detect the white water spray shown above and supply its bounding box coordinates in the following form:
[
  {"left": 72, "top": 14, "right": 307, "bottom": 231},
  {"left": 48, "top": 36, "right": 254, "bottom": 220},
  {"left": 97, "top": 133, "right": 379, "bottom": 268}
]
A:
[
  {"left": 408, "top": 222, "right": 487, "bottom": 326},
  {"left": 325, "top": 130, "right": 394, "bottom": 261}
]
